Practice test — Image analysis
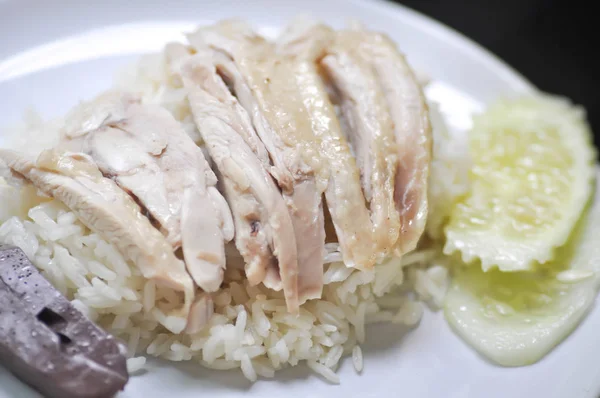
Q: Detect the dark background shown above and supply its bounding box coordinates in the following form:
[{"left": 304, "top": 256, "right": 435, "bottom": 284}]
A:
[{"left": 397, "top": 0, "right": 598, "bottom": 144}]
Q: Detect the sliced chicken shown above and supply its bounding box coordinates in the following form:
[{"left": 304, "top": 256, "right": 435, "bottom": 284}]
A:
[
  {"left": 276, "top": 21, "right": 377, "bottom": 270},
  {"left": 175, "top": 50, "right": 300, "bottom": 313},
  {"left": 364, "top": 32, "right": 432, "bottom": 255},
  {"left": 61, "top": 90, "right": 138, "bottom": 138},
  {"left": 61, "top": 92, "right": 234, "bottom": 293},
  {"left": 321, "top": 27, "right": 431, "bottom": 256},
  {"left": 186, "top": 293, "right": 214, "bottom": 334},
  {"left": 188, "top": 24, "right": 294, "bottom": 191},
  {"left": 188, "top": 21, "right": 329, "bottom": 302},
  {"left": 0, "top": 149, "right": 194, "bottom": 334}
]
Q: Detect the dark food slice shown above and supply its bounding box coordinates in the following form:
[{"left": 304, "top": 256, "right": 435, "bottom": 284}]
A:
[{"left": 0, "top": 244, "right": 129, "bottom": 398}]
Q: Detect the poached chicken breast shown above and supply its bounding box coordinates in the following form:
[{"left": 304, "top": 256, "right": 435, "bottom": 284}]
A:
[
  {"left": 61, "top": 92, "right": 234, "bottom": 294},
  {"left": 188, "top": 21, "right": 329, "bottom": 305},
  {"left": 171, "top": 45, "right": 300, "bottom": 313},
  {"left": 321, "top": 26, "right": 431, "bottom": 257},
  {"left": 0, "top": 149, "right": 195, "bottom": 334}
]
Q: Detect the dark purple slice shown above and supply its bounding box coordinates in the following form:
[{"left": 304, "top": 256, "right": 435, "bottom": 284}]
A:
[{"left": 0, "top": 244, "right": 129, "bottom": 398}]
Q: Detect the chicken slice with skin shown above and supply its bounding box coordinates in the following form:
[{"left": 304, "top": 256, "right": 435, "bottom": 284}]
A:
[
  {"left": 187, "top": 26, "right": 295, "bottom": 192},
  {"left": 166, "top": 43, "right": 285, "bottom": 291},
  {"left": 276, "top": 21, "right": 377, "bottom": 269},
  {"left": 61, "top": 92, "right": 233, "bottom": 293},
  {"left": 321, "top": 27, "right": 431, "bottom": 256},
  {"left": 61, "top": 90, "right": 136, "bottom": 138},
  {"left": 188, "top": 21, "right": 330, "bottom": 302},
  {"left": 366, "top": 32, "right": 432, "bottom": 255},
  {"left": 168, "top": 44, "right": 288, "bottom": 292},
  {"left": 114, "top": 103, "right": 235, "bottom": 292},
  {"left": 174, "top": 49, "right": 300, "bottom": 312},
  {"left": 0, "top": 149, "right": 194, "bottom": 334}
]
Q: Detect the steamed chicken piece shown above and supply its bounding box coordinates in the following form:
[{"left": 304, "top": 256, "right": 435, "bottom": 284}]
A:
[
  {"left": 321, "top": 32, "right": 400, "bottom": 258},
  {"left": 187, "top": 22, "right": 294, "bottom": 191},
  {"left": 365, "top": 31, "right": 432, "bottom": 255},
  {"left": 166, "top": 42, "right": 286, "bottom": 290},
  {"left": 61, "top": 94, "right": 234, "bottom": 293},
  {"left": 61, "top": 90, "right": 138, "bottom": 138},
  {"left": 321, "top": 28, "right": 432, "bottom": 256},
  {"left": 176, "top": 50, "right": 301, "bottom": 313},
  {"left": 115, "top": 103, "right": 235, "bottom": 292},
  {"left": 165, "top": 43, "right": 273, "bottom": 173},
  {"left": 188, "top": 21, "right": 328, "bottom": 303},
  {"left": 276, "top": 21, "right": 377, "bottom": 269},
  {"left": 0, "top": 149, "right": 194, "bottom": 334}
]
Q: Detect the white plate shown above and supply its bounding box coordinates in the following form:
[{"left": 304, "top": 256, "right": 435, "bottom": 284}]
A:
[{"left": 0, "top": 1, "right": 598, "bottom": 397}]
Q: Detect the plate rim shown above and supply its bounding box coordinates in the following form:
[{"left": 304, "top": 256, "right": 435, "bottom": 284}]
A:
[
  {"left": 357, "top": 0, "right": 536, "bottom": 94},
  {"left": 2, "top": 1, "right": 598, "bottom": 398}
]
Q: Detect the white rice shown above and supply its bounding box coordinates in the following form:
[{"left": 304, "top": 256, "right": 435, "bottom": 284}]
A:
[
  {"left": 426, "top": 100, "right": 471, "bottom": 239},
  {"left": 0, "top": 48, "right": 456, "bottom": 383},
  {"left": 0, "top": 189, "right": 444, "bottom": 381},
  {"left": 127, "top": 357, "right": 147, "bottom": 374},
  {"left": 352, "top": 345, "right": 363, "bottom": 373},
  {"left": 307, "top": 360, "right": 340, "bottom": 384}
]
